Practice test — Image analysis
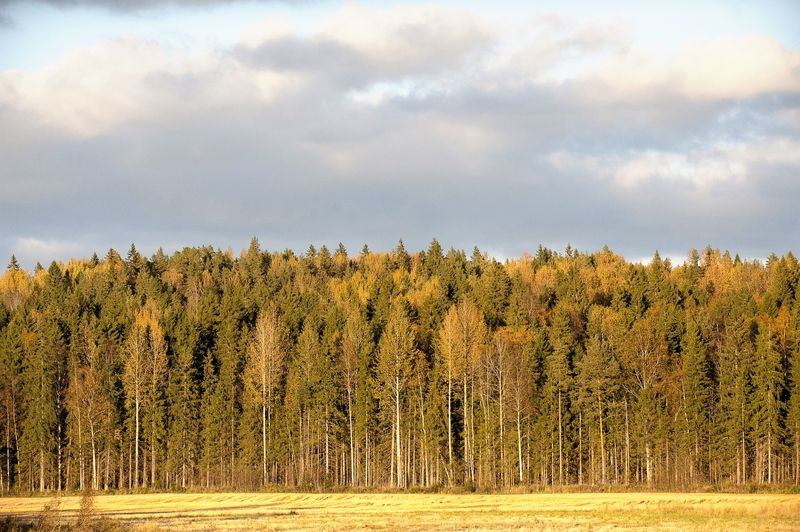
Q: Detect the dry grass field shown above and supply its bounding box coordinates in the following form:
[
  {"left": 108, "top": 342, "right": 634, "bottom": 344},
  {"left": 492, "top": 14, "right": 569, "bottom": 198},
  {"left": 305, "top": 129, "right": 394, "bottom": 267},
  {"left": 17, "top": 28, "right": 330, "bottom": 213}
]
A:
[{"left": 0, "top": 491, "right": 798, "bottom": 530}]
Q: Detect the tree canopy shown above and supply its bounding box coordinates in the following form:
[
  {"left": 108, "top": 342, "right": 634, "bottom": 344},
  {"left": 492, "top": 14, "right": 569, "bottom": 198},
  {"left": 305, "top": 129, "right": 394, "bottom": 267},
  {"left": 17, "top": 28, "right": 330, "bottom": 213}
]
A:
[{"left": 0, "top": 243, "right": 798, "bottom": 492}]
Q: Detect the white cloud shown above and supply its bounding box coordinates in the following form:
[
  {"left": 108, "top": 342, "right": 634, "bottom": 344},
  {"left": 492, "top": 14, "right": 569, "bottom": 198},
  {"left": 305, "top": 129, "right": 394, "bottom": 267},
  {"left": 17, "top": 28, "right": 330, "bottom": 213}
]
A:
[
  {"left": 584, "top": 35, "right": 800, "bottom": 101},
  {"left": 549, "top": 137, "right": 800, "bottom": 188},
  {"left": 0, "top": 39, "right": 294, "bottom": 135},
  {"left": 0, "top": 5, "right": 798, "bottom": 262},
  {"left": 317, "top": 3, "right": 487, "bottom": 75},
  {"left": 11, "top": 237, "right": 90, "bottom": 266},
  {"left": 2, "top": 7, "right": 797, "bottom": 138}
]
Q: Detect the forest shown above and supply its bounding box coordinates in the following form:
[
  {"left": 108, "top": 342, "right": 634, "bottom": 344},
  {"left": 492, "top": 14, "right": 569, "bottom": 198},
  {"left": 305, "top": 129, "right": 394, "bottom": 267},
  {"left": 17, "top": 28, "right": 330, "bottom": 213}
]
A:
[{"left": 0, "top": 239, "right": 798, "bottom": 493}]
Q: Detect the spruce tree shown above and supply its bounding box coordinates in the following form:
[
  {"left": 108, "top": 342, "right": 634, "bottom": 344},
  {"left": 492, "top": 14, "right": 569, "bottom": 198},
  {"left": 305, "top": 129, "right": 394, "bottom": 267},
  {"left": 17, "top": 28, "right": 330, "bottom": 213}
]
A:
[
  {"left": 751, "top": 322, "right": 786, "bottom": 483},
  {"left": 681, "top": 313, "right": 711, "bottom": 482}
]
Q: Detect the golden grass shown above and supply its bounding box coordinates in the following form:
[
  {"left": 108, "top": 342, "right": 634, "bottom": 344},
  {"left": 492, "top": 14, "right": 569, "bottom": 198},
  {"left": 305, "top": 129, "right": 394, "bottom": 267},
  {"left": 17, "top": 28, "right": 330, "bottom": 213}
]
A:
[{"left": 0, "top": 491, "right": 798, "bottom": 530}]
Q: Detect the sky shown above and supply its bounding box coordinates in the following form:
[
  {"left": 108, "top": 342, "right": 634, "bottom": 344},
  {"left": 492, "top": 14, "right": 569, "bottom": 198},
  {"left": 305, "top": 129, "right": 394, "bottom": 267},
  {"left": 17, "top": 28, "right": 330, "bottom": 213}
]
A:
[{"left": 0, "top": 0, "right": 798, "bottom": 268}]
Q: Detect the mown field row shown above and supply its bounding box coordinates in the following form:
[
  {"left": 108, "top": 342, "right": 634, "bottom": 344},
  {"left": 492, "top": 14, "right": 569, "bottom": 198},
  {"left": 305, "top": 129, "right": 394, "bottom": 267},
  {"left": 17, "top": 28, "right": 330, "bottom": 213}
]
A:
[{"left": 1, "top": 491, "right": 799, "bottom": 530}]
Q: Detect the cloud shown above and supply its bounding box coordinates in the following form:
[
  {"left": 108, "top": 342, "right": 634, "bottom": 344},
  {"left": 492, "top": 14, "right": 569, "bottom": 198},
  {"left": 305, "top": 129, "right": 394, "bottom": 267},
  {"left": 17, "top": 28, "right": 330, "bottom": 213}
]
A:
[
  {"left": 9, "top": 237, "right": 90, "bottom": 266},
  {"left": 0, "top": 0, "right": 299, "bottom": 12},
  {"left": 0, "top": 39, "right": 295, "bottom": 136},
  {"left": 548, "top": 137, "right": 800, "bottom": 189},
  {"left": 584, "top": 36, "right": 800, "bottom": 101},
  {"left": 236, "top": 4, "right": 489, "bottom": 88},
  {"left": 0, "top": 4, "right": 798, "bottom": 266}
]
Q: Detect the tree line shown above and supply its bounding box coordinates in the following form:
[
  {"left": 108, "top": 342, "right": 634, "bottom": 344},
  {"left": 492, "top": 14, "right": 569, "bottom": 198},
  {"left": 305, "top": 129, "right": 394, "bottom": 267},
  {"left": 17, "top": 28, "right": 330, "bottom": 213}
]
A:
[{"left": 0, "top": 239, "right": 798, "bottom": 493}]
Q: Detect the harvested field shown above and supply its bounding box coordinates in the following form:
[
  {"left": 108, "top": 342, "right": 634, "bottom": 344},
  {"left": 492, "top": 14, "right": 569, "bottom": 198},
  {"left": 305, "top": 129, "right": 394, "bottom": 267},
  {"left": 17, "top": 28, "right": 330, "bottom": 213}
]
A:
[{"left": 0, "top": 492, "right": 799, "bottom": 530}]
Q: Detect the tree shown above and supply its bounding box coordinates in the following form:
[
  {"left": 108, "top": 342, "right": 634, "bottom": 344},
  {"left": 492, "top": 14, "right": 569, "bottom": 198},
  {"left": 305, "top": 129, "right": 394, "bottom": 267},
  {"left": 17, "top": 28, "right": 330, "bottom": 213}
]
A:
[
  {"left": 577, "top": 308, "right": 621, "bottom": 485},
  {"left": 144, "top": 306, "right": 167, "bottom": 488},
  {"left": 244, "top": 306, "right": 287, "bottom": 486},
  {"left": 377, "top": 302, "right": 415, "bottom": 487},
  {"left": 492, "top": 327, "right": 536, "bottom": 484},
  {"left": 789, "top": 304, "right": 800, "bottom": 485},
  {"left": 200, "top": 350, "right": 223, "bottom": 488},
  {"left": 167, "top": 326, "right": 200, "bottom": 489},
  {"left": 19, "top": 313, "right": 61, "bottom": 491},
  {"left": 0, "top": 318, "right": 24, "bottom": 492},
  {"left": 622, "top": 310, "right": 667, "bottom": 484},
  {"left": 436, "top": 304, "right": 463, "bottom": 483},
  {"left": 717, "top": 317, "right": 753, "bottom": 484},
  {"left": 339, "top": 309, "right": 372, "bottom": 486},
  {"left": 680, "top": 313, "right": 711, "bottom": 483},
  {"left": 545, "top": 306, "right": 575, "bottom": 485},
  {"left": 122, "top": 303, "right": 165, "bottom": 488},
  {"left": 436, "top": 299, "right": 487, "bottom": 484},
  {"left": 751, "top": 321, "right": 785, "bottom": 483},
  {"left": 0, "top": 241, "right": 799, "bottom": 492},
  {"left": 66, "top": 321, "right": 112, "bottom": 491}
]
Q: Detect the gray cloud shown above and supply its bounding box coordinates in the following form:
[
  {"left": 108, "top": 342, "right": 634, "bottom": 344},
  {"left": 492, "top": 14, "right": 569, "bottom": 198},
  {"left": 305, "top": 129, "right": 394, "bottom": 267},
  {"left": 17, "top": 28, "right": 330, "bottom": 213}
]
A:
[
  {"left": 1, "top": 8, "right": 798, "bottom": 267},
  {"left": 234, "top": 16, "right": 489, "bottom": 91}
]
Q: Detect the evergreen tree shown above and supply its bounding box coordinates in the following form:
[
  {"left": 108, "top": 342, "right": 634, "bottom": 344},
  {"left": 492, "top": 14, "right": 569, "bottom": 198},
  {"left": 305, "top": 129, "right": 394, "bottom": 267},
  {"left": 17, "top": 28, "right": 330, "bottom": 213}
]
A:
[
  {"left": 19, "top": 313, "right": 61, "bottom": 491},
  {"left": 751, "top": 322, "right": 785, "bottom": 483},
  {"left": 716, "top": 317, "right": 753, "bottom": 485},
  {"left": 545, "top": 306, "right": 575, "bottom": 485},
  {"left": 0, "top": 241, "right": 798, "bottom": 491},
  {"left": 681, "top": 313, "right": 711, "bottom": 482},
  {"left": 577, "top": 308, "right": 621, "bottom": 485},
  {"left": 167, "top": 325, "right": 200, "bottom": 489}
]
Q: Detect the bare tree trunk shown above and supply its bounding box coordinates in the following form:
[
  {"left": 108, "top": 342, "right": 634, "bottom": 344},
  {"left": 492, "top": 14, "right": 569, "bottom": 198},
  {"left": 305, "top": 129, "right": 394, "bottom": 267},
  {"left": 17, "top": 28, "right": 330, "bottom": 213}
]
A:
[
  {"left": 5, "top": 399, "right": 11, "bottom": 492},
  {"left": 768, "top": 431, "right": 773, "bottom": 484},
  {"left": 134, "top": 397, "right": 139, "bottom": 488},
  {"left": 624, "top": 398, "right": 630, "bottom": 485},
  {"left": 89, "top": 423, "right": 97, "bottom": 490},
  {"left": 463, "top": 373, "right": 469, "bottom": 484},
  {"left": 395, "top": 376, "right": 402, "bottom": 488},
  {"left": 78, "top": 404, "right": 84, "bottom": 491},
  {"left": 578, "top": 410, "right": 583, "bottom": 485},
  {"left": 325, "top": 407, "right": 330, "bottom": 478},
  {"left": 151, "top": 432, "right": 156, "bottom": 487},
  {"left": 347, "top": 386, "right": 354, "bottom": 486},
  {"left": 39, "top": 448, "right": 45, "bottom": 492},
  {"left": 558, "top": 390, "right": 563, "bottom": 486},
  {"left": 262, "top": 401, "right": 267, "bottom": 486},
  {"left": 418, "top": 385, "right": 428, "bottom": 488},
  {"left": 795, "top": 428, "right": 799, "bottom": 485},
  {"left": 598, "top": 394, "right": 606, "bottom": 484},
  {"left": 447, "top": 369, "right": 453, "bottom": 484},
  {"left": 516, "top": 400, "right": 523, "bottom": 483}
]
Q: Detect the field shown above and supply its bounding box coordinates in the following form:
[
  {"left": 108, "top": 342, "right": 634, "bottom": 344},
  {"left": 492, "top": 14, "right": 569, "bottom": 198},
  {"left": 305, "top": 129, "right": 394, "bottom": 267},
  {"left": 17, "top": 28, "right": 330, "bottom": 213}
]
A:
[{"left": 0, "top": 491, "right": 799, "bottom": 530}]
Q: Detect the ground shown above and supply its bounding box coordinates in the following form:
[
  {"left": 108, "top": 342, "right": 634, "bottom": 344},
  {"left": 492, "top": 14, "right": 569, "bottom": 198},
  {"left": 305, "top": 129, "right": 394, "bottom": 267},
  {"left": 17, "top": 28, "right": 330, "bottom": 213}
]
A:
[{"left": 0, "top": 491, "right": 798, "bottom": 530}]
